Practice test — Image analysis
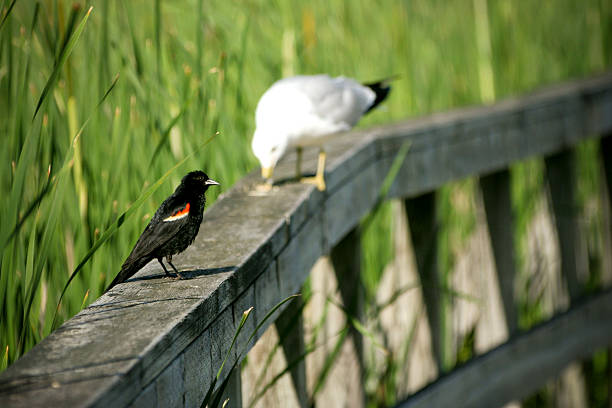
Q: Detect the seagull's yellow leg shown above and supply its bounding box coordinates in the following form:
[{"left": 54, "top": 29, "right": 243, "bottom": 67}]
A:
[
  {"left": 315, "top": 150, "right": 326, "bottom": 190},
  {"left": 301, "top": 149, "right": 327, "bottom": 191},
  {"left": 256, "top": 167, "right": 274, "bottom": 192},
  {"left": 296, "top": 146, "right": 303, "bottom": 179}
]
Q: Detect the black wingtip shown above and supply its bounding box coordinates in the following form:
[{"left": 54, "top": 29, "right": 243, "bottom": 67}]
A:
[
  {"left": 363, "top": 75, "right": 399, "bottom": 114},
  {"left": 104, "top": 261, "right": 140, "bottom": 293}
]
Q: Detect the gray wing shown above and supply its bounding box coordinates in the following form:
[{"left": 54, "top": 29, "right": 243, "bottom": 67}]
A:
[{"left": 287, "top": 75, "right": 376, "bottom": 126}]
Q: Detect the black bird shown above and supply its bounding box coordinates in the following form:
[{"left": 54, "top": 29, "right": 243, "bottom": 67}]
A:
[{"left": 106, "top": 171, "right": 220, "bottom": 291}]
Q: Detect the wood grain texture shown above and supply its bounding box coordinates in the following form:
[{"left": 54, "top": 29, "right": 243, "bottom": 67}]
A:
[{"left": 1, "top": 73, "right": 611, "bottom": 407}]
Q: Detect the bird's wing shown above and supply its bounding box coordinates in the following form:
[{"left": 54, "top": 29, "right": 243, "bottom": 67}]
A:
[
  {"left": 255, "top": 75, "right": 377, "bottom": 147},
  {"left": 295, "top": 75, "right": 376, "bottom": 127},
  {"left": 122, "top": 200, "right": 191, "bottom": 267}
]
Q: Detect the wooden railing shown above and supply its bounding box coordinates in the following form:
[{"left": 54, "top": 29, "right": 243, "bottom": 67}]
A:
[{"left": 0, "top": 73, "right": 611, "bottom": 408}]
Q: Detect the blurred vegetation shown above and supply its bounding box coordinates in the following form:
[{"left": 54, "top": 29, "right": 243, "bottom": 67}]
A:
[{"left": 0, "top": 0, "right": 610, "bottom": 405}]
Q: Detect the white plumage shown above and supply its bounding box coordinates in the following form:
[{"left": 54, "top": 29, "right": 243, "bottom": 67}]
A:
[{"left": 252, "top": 74, "right": 390, "bottom": 190}]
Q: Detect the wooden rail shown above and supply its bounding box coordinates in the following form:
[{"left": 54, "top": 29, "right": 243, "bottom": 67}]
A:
[
  {"left": 396, "top": 289, "right": 612, "bottom": 408},
  {"left": 0, "top": 72, "right": 611, "bottom": 407}
]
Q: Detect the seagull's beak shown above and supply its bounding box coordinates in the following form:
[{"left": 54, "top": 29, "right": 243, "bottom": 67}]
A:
[
  {"left": 205, "top": 179, "right": 220, "bottom": 186},
  {"left": 261, "top": 167, "right": 273, "bottom": 179}
]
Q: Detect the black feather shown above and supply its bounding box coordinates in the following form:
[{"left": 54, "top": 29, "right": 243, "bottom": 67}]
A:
[
  {"left": 105, "top": 171, "right": 219, "bottom": 292},
  {"left": 363, "top": 78, "right": 393, "bottom": 113}
]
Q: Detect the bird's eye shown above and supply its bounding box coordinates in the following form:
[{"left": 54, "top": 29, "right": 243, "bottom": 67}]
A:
[{"left": 271, "top": 146, "right": 278, "bottom": 153}]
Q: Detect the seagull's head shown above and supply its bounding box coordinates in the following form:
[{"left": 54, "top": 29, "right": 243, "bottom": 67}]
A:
[{"left": 251, "top": 129, "right": 288, "bottom": 180}]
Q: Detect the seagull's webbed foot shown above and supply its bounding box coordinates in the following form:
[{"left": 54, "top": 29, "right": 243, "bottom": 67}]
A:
[
  {"left": 255, "top": 181, "right": 273, "bottom": 192},
  {"left": 300, "top": 149, "right": 326, "bottom": 191},
  {"left": 300, "top": 175, "right": 326, "bottom": 191}
]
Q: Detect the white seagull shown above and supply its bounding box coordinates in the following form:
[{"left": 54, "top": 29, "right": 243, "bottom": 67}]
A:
[{"left": 252, "top": 74, "right": 391, "bottom": 191}]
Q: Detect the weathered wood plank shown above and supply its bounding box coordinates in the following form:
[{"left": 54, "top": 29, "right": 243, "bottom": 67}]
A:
[
  {"left": 602, "top": 133, "right": 612, "bottom": 216},
  {"left": 275, "top": 296, "right": 308, "bottom": 408},
  {"left": 377, "top": 200, "right": 438, "bottom": 397},
  {"left": 395, "top": 290, "right": 612, "bottom": 408},
  {"left": 545, "top": 149, "right": 587, "bottom": 301},
  {"left": 330, "top": 229, "right": 366, "bottom": 406},
  {"left": 600, "top": 134, "right": 612, "bottom": 286},
  {"left": 305, "top": 256, "right": 364, "bottom": 408},
  {"left": 544, "top": 149, "right": 591, "bottom": 408},
  {"left": 1, "top": 73, "right": 611, "bottom": 407}
]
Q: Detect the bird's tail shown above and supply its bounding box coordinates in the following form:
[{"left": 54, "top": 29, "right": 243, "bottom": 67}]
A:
[
  {"left": 363, "top": 76, "right": 397, "bottom": 113},
  {"left": 105, "top": 257, "right": 151, "bottom": 293}
]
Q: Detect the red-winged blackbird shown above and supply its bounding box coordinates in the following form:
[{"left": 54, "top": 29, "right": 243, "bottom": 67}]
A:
[{"left": 106, "top": 171, "right": 220, "bottom": 291}]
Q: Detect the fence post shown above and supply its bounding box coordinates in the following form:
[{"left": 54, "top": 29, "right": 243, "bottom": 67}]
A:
[
  {"left": 305, "top": 228, "right": 365, "bottom": 408},
  {"left": 603, "top": 134, "right": 612, "bottom": 202},
  {"left": 241, "top": 303, "right": 307, "bottom": 408},
  {"left": 330, "top": 228, "right": 365, "bottom": 378},
  {"left": 479, "top": 169, "right": 519, "bottom": 336},
  {"left": 545, "top": 149, "right": 588, "bottom": 300},
  {"left": 276, "top": 297, "right": 308, "bottom": 407},
  {"left": 404, "top": 192, "right": 445, "bottom": 371},
  {"left": 375, "top": 200, "right": 438, "bottom": 397},
  {"left": 601, "top": 134, "right": 612, "bottom": 285},
  {"left": 325, "top": 228, "right": 366, "bottom": 406},
  {"left": 599, "top": 133, "right": 612, "bottom": 408},
  {"left": 545, "top": 148, "right": 589, "bottom": 408}
]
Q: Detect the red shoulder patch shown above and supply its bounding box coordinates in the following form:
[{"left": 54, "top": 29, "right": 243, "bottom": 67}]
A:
[
  {"left": 163, "top": 202, "right": 190, "bottom": 222},
  {"left": 173, "top": 202, "right": 190, "bottom": 217}
]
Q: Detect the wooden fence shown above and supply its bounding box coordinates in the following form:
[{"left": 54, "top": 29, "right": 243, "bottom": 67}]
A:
[{"left": 0, "top": 72, "right": 611, "bottom": 408}]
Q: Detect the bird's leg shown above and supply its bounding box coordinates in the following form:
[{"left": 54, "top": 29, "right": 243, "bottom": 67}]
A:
[
  {"left": 300, "top": 149, "right": 327, "bottom": 191},
  {"left": 166, "top": 255, "right": 185, "bottom": 279},
  {"left": 295, "top": 146, "right": 303, "bottom": 180},
  {"left": 157, "top": 258, "right": 172, "bottom": 277},
  {"left": 316, "top": 149, "right": 327, "bottom": 190}
]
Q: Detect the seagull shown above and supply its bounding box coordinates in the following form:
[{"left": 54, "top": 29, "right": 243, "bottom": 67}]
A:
[{"left": 251, "top": 74, "right": 391, "bottom": 191}]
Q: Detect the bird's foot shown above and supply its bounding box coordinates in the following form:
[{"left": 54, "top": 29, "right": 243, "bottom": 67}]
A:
[
  {"left": 300, "top": 175, "right": 326, "bottom": 191},
  {"left": 256, "top": 183, "right": 273, "bottom": 192},
  {"left": 250, "top": 182, "right": 274, "bottom": 196},
  {"left": 175, "top": 271, "right": 186, "bottom": 280}
]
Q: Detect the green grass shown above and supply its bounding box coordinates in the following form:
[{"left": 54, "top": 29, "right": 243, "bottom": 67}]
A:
[{"left": 1, "top": 0, "right": 610, "bottom": 405}]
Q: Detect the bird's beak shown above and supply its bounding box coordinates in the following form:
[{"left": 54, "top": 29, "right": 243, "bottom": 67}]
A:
[
  {"left": 205, "top": 179, "right": 220, "bottom": 186},
  {"left": 261, "top": 167, "right": 273, "bottom": 179}
]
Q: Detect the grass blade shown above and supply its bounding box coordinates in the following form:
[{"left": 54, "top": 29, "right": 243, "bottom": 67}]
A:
[
  {"left": 207, "top": 360, "right": 238, "bottom": 408},
  {"left": 327, "top": 297, "right": 389, "bottom": 355},
  {"left": 201, "top": 295, "right": 299, "bottom": 408},
  {"left": 361, "top": 140, "right": 411, "bottom": 230},
  {"left": 310, "top": 326, "right": 349, "bottom": 398},
  {"left": 0, "top": 0, "right": 16, "bottom": 32},
  {"left": 200, "top": 308, "right": 253, "bottom": 408},
  {"left": 0, "top": 74, "right": 118, "bottom": 258},
  {"left": 32, "top": 6, "right": 92, "bottom": 120},
  {"left": 149, "top": 93, "right": 195, "bottom": 166},
  {"left": 217, "top": 307, "right": 253, "bottom": 380},
  {"left": 248, "top": 345, "right": 314, "bottom": 407},
  {"left": 374, "top": 283, "right": 420, "bottom": 313},
  {"left": 245, "top": 294, "right": 300, "bottom": 346}
]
